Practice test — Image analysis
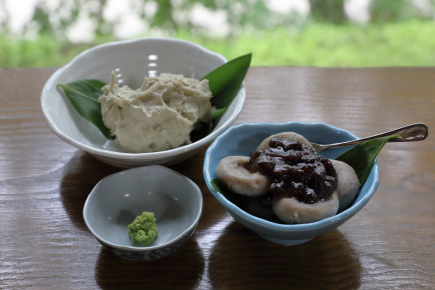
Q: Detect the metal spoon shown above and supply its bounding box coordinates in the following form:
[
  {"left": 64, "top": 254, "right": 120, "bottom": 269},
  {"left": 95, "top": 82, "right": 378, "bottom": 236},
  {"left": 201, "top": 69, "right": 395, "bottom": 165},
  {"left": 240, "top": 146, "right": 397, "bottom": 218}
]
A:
[{"left": 311, "top": 123, "right": 429, "bottom": 153}]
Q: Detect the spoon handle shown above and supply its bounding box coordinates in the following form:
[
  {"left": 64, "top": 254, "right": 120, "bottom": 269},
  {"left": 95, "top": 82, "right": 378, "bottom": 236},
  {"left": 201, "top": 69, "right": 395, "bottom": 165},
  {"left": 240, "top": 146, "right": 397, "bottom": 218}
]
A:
[{"left": 315, "top": 123, "right": 429, "bottom": 152}]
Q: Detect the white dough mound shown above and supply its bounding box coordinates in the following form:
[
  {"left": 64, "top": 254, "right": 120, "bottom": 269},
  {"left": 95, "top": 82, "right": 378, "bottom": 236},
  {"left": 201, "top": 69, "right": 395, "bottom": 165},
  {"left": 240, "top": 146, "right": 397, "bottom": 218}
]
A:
[
  {"left": 216, "top": 156, "right": 269, "bottom": 196},
  {"left": 257, "top": 132, "right": 313, "bottom": 150},
  {"left": 215, "top": 131, "right": 361, "bottom": 225},
  {"left": 330, "top": 159, "right": 360, "bottom": 212},
  {"left": 99, "top": 72, "right": 212, "bottom": 153},
  {"left": 273, "top": 193, "right": 339, "bottom": 224}
]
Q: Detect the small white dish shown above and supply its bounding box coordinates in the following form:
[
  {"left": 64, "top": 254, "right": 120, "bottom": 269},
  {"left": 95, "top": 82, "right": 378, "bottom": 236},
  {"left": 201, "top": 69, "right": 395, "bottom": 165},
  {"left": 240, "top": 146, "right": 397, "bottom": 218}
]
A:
[
  {"left": 40, "top": 37, "right": 245, "bottom": 168},
  {"left": 83, "top": 165, "right": 203, "bottom": 260}
]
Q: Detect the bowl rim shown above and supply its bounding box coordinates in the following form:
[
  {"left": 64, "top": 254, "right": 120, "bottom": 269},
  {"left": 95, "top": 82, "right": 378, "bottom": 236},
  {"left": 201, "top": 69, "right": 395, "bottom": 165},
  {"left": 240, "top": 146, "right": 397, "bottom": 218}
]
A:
[
  {"left": 203, "top": 121, "right": 380, "bottom": 232},
  {"left": 83, "top": 165, "right": 203, "bottom": 251},
  {"left": 40, "top": 37, "right": 245, "bottom": 161}
]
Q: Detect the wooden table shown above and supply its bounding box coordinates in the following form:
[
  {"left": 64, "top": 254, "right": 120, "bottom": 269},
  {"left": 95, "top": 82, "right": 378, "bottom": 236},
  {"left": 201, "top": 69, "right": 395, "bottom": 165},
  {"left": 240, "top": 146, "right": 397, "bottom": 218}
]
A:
[{"left": 1, "top": 67, "right": 434, "bottom": 289}]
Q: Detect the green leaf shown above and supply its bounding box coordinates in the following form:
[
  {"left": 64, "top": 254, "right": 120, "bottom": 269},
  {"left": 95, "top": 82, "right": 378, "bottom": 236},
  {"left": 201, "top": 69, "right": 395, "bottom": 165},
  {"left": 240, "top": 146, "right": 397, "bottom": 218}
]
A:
[
  {"left": 189, "top": 108, "right": 229, "bottom": 142},
  {"left": 57, "top": 80, "right": 113, "bottom": 139},
  {"left": 210, "top": 178, "right": 240, "bottom": 206},
  {"left": 211, "top": 107, "right": 228, "bottom": 127},
  {"left": 335, "top": 135, "right": 400, "bottom": 187},
  {"left": 202, "top": 53, "right": 252, "bottom": 109},
  {"left": 191, "top": 54, "right": 251, "bottom": 139}
]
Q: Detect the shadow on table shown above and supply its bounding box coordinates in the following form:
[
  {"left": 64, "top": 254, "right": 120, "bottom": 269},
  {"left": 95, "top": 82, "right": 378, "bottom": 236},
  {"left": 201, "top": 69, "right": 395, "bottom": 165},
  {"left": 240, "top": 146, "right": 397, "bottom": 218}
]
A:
[
  {"left": 94, "top": 234, "right": 205, "bottom": 289},
  {"left": 58, "top": 147, "right": 205, "bottom": 232},
  {"left": 59, "top": 150, "right": 120, "bottom": 231},
  {"left": 207, "top": 221, "right": 362, "bottom": 289}
]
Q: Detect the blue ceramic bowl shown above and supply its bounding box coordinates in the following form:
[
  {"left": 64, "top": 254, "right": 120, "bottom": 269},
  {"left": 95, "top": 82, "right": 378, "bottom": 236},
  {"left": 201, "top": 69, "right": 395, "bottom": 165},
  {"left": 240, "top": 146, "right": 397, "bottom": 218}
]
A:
[
  {"left": 203, "top": 122, "right": 380, "bottom": 246},
  {"left": 83, "top": 165, "right": 203, "bottom": 260}
]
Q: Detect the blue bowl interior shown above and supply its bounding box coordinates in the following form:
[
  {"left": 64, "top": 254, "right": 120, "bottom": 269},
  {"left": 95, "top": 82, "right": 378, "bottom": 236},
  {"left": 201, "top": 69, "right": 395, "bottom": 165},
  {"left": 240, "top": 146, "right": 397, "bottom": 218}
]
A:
[{"left": 203, "top": 122, "right": 380, "bottom": 239}]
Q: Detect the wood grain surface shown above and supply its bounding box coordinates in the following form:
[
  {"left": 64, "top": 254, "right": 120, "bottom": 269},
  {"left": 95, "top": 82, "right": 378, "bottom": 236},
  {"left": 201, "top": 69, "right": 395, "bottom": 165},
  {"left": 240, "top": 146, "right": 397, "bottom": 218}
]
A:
[{"left": 0, "top": 67, "right": 434, "bottom": 289}]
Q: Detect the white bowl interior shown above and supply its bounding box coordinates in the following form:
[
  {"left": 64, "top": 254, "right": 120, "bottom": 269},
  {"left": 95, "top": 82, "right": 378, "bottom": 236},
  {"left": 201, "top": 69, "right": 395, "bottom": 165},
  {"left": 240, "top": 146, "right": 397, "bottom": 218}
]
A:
[
  {"left": 41, "top": 38, "right": 244, "bottom": 165},
  {"left": 83, "top": 166, "right": 202, "bottom": 249}
]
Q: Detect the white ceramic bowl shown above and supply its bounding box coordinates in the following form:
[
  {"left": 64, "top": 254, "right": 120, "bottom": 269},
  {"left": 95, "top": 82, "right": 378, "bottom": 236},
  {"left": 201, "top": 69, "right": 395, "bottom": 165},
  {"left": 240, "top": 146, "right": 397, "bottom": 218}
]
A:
[
  {"left": 41, "top": 37, "right": 245, "bottom": 168},
  {"left": 83, "top": 165, "right": 203, "bottom": 260},
  {"left": 203, "top": 122, "right": 380, "bottom": 246}
]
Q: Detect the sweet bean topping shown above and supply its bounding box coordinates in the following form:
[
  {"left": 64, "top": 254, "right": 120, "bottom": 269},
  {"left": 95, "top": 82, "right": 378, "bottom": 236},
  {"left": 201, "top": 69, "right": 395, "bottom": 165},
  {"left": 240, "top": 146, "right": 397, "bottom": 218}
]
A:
[{"left": 248, "top": 137, "right": 338, "bottom": 204}]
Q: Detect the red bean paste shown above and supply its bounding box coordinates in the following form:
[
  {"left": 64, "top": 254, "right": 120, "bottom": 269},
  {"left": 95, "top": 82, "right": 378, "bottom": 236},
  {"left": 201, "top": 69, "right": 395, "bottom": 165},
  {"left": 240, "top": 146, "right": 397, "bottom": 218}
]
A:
[{"left": 248, "top": 136, "right": 338, "bottom": 204}]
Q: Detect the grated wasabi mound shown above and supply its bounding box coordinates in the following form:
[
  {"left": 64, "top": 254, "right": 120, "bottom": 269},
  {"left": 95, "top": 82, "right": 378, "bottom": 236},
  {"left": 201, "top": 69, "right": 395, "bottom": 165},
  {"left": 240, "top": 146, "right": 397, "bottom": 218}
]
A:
[{"left": 127, "top": 212, "right": 158, "bottom": 246}]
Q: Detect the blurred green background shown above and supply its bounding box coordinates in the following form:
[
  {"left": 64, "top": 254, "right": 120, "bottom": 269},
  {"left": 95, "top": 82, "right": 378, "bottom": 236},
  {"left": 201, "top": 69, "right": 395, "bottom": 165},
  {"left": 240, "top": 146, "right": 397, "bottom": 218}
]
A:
[{"left": 1, "top": 0, "right": 435, "bottom": 68}]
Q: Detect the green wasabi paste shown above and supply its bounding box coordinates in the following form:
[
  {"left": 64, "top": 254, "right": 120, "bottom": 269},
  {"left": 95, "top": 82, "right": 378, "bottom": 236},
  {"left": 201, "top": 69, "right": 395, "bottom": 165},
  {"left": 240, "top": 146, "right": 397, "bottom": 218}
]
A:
[{"left": 127, "top": 211, "right": 158, "bottom": 245}]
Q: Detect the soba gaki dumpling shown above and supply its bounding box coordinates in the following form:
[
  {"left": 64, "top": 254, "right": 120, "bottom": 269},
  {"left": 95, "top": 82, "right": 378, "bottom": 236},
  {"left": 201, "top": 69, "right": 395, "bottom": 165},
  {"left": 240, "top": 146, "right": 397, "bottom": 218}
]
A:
[{"left": 215, "top": 132, "right": 360, "bottom": 224}]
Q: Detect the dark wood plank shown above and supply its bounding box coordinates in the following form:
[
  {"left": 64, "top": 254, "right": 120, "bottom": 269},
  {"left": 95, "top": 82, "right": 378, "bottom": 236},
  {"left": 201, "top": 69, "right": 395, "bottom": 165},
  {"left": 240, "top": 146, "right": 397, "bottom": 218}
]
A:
[{"left": 1, "top": 67, "right": 434, "bottom": 289}]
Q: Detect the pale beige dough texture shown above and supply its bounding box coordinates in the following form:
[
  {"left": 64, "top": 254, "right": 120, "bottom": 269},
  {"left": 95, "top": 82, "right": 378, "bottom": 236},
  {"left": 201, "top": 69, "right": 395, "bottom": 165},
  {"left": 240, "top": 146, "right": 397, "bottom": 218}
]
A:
[
  {"left": 272, "top": 192, "right": 339, "bottom": 224},
  {"left": 256, "top": 132, "right": 313, "bottom": 150},
  {"left": 216, "top": 132, "right": 360, "bottom": 224},
  {"left": 99, "top": 72, "right": 212, "bottom": 153},
  {"left": 330, "top": 159, "right": 360, "bottom": 212},
  {"left": 216, "top": 156, "right": 269, "bottom": 196}
]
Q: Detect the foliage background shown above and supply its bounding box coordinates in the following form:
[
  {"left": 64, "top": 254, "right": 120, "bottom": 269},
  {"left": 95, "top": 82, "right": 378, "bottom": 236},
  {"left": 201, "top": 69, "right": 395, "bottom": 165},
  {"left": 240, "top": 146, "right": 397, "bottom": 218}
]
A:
[{"left": 1, "top": 0, "right": 435, "bottom": 68}]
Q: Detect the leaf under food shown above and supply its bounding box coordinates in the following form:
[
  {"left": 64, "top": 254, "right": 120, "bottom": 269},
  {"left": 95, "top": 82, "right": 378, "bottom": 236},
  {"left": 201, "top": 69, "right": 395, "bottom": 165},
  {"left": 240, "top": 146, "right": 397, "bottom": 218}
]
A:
[
  {"left": 202, "top": 53, "right": 252, "bottom": 110},
  {"left": 210, "top": 178, "right": 240, "bottom": 206},
  {"left": 57, "top": 80, "right": 113, "bottom": 139},
  {"left": 335, "top": 135, "right": 400, "bottom": 187},
  {"left": 191, "top": 53, "right": 252, "bottom": 140}
]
